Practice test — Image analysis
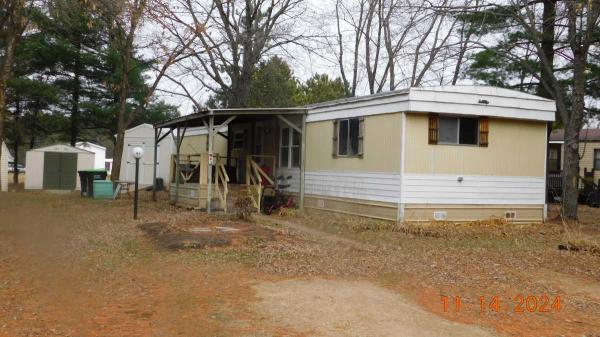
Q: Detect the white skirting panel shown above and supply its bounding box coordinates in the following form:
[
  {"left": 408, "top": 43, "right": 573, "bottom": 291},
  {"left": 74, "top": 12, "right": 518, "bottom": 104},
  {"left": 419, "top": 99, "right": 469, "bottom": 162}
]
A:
[
  {"left": 304, "top": 171, "right": 402, "bottom": 203},
  {"left": 401, "top": 173, "right": 545, "bottom": 205}
]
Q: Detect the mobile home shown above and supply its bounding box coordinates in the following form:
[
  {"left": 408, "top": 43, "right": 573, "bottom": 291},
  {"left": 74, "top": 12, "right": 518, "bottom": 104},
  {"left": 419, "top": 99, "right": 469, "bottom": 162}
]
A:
[{"left": 157, "top": 86, "right": 554, "bottom": 222}]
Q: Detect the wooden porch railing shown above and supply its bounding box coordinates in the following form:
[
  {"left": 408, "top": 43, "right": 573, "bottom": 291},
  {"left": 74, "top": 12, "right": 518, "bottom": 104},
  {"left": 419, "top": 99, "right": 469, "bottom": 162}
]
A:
[
  {"left": 215, "top": 155, "right": 229, "bottom": 212},
  {"left": 245, "top": 156, "right": 275, "bottom": 212}
]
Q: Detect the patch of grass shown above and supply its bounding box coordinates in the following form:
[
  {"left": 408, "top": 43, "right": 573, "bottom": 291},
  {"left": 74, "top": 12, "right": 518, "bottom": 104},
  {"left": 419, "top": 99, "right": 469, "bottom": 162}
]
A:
[
  {"left": 185, "top": 246, "right": 261, "bottom": 265},
  {"left": 559, "top": 239, "right": 600, "bottom": 255}
]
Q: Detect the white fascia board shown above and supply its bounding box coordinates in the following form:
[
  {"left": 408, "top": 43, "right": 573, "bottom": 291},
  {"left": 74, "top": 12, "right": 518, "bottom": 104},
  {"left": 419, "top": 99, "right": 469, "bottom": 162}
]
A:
[
  {"left": 306, "top": 86, "right": 555, "bottom": 123},
  {"left": 306, "top": 94, "right": 409, "bottom": 122},
  {"left": 407, "top": 100, "right": 555, "bottom": 121},
  {"left": 409, "top": 89, "right": 555, "bottom": 121}
]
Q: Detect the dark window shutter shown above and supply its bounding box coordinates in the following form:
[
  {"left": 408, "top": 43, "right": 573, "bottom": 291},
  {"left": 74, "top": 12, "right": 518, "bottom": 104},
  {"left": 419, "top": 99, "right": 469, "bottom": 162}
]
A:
[
  {"left": 479, "top": 117, "right": 489, "bottom": 147},
  {"left": 332, "top": 120, "right": 339, "bottom": 157},
  {"left": 357, "top": 117, "right": 365, "bottom": 157},
  {"left": 428, "top": 114, "right": 438, "bottom": 145}
]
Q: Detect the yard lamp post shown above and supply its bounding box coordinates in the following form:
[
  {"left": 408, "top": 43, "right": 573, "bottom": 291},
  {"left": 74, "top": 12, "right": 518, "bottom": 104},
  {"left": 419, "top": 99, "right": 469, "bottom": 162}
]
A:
[{"left": 132, "top": 146, "right": 144, "bottom": 220}]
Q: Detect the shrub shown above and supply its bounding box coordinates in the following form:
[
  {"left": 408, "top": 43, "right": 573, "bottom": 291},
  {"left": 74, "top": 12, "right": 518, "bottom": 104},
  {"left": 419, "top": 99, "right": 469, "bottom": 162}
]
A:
[{"left": 234, "top": 193, "right": 255, "bottom": 220}]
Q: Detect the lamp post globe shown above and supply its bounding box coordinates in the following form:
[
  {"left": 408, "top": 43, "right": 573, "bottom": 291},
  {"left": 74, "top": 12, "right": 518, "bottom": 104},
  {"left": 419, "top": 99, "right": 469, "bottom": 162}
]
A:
[
  {"left": 132, "top": 146, "right": 144, "bottom": 159},
  {"left": 132, "top": 146, "right": 144, "bottom": 219}
]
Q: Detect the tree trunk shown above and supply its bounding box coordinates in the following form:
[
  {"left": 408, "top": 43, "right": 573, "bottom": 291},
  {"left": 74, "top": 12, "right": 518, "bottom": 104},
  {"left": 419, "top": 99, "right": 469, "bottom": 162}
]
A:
[
  {"left": 0, "top": 0, "right": 26, "bottom": 191},
  {"left": 561, "top": 53, "right": 587, "bottom": 219},
  {"left": 562, "top": 127, "right": 580, "bottom": 219},
  {"left": 539, "top": 0, "right": 556, "bottom": 102},
  {"left": 111, "top": 54, "right": 131, "bottom": 183},
  {"left": 70, "top": 39, "right": 82, "bottom": 146}
]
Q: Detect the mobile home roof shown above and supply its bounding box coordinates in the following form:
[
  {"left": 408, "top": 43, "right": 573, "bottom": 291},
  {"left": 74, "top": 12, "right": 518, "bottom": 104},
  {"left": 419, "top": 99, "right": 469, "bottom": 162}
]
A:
[{"left": 306, "top": 86, "right": 555, "bottom": 123}]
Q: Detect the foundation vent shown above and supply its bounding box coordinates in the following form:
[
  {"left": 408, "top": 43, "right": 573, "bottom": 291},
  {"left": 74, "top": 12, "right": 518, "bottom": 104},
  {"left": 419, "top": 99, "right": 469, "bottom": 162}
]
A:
[
  {"left": 433, "top": 211, "right": 447, "bottom": 221},
  {"left": 505, "top": 210, "right": 517, "bottom": 220},
  {"left": 317, "top": 199, "right": 325, "bottom": 208}
]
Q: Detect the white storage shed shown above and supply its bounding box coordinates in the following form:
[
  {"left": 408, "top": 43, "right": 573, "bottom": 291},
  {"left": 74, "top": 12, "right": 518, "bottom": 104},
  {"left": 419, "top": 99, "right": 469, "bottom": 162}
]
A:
[
  {"left": 119, "top": 124, "right": 175, "bottom": 187},
  {"left": 25, "top": 144, "right": 95, "bottom": 190},
  {"left": 0, "top": 141, "right": 10, "bottom": 192},
  {"left": 76, "top": 142, "right": 107, "bottom": 169}
]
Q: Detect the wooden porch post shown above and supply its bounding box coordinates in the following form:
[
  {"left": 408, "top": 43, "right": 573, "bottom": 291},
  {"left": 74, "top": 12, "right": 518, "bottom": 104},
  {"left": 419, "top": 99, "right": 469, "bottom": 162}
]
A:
[
  {"left": 152, "top": 127, "right": 158, "bottom": 202},
  {"left": 175, "top": 126, "right": 181, "bottom": 204},
  {"left": 299, "top": 113, "right": 307, "bottom": 209},
  {"left": 207, "top": 115, "right": 214, "bottom": 212}
]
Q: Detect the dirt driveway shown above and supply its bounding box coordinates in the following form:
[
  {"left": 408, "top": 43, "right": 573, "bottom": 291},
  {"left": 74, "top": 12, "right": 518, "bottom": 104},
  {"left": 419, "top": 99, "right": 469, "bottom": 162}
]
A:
[{"left": 1, "top": 192, "right": 599, "bottom": 336}]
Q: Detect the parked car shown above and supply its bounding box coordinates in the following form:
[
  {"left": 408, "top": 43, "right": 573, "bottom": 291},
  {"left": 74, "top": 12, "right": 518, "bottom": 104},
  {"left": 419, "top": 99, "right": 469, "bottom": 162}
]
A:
[{"left": 8, "top": 162, "right": 25, "bottom": 173}]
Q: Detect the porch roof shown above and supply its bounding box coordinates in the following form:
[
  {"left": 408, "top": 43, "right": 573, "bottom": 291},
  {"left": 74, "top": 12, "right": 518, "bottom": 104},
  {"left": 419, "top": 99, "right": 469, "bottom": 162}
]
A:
[{"left": 154, "top": 107, "right": 307, "bottom": 129}]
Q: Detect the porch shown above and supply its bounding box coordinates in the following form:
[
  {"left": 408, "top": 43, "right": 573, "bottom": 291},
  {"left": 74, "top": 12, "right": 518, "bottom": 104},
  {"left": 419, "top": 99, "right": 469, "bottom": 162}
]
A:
[{"left": 153, "top": 108, "right": 307, "bottom": 213}]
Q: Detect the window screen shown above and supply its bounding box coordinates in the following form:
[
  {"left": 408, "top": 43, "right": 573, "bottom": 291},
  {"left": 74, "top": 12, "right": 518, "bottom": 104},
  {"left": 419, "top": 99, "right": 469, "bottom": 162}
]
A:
[
  {"left": 595, "top": 149, "right": 600, "bottom": 170},
  {"left": 439, "top": 116, "right": 479, "bottom": 145},
  {"left": 349, "top": 118, "right": 360, "bottom": 154},
  {"left": 439, "top": 117, "right": 458, "bottom": 144},
  {"left": 337, "top": 118, "right": 360, "bottom": 156},
  {"left": 338, "top": 120, "right": 349, "bottom": 155}
]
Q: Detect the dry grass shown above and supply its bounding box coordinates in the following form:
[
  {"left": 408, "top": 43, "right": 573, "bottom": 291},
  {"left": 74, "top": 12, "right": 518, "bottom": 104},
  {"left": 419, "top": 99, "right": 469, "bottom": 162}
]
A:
[{"left": 2, "top": 192, "right": 600, "bottom": 337}]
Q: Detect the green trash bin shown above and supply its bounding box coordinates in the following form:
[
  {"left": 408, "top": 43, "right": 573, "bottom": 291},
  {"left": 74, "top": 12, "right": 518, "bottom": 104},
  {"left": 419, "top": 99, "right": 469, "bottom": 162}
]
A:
[
  {"left": 93, "top": 180, "right": 114, "bottom": 199},
  {"left": 78, "top": 169, "right": 108, "bottom": 197}
]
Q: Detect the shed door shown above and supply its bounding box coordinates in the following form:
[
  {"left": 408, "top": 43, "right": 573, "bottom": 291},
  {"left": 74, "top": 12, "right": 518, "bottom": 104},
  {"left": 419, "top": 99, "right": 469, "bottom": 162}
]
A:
[
  {"left": 126, "top": 142, "right": 145, "bottom": 183},
  {"left": 43, "top": 152, "right": 77, "bottom": 190}
]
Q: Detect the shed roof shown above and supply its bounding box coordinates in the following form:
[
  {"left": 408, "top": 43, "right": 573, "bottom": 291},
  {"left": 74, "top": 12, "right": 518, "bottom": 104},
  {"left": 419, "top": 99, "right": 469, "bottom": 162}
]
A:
[
  {"left": 2, "top": 142, "right": 13, "bottom": 162},
  {"left": 76, "top": 141, "right": 106, "bottom": 151},
  {"left": 550, "top": 128, "right": 600, "bottom": 142},
  {"left": 155, "top": 108, "right": 307, "bottom": 129},
  {"left": 27, "top": 144, "right": 94, "bottom": 154}
]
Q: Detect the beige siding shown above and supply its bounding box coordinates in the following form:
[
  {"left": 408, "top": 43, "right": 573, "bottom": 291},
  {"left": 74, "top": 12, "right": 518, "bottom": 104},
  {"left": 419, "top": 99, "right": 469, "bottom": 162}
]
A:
[
  {"left": 304, "top": 195, "right": 398, "bottom": 221},
  {"left": 579, "top": 142, "right": 600, "bottom": 183},
  {"left": 404, "top": 114, "right": 547, "bottom": 176},
  {"left": 180, "top": 134, "right": 227, "bottom": 156},
  {"left": 306, "top": 112, "right": 402, "bottom": 173},
  {"left": 404, "top": 204, "right": 543, "bottom": 223}
]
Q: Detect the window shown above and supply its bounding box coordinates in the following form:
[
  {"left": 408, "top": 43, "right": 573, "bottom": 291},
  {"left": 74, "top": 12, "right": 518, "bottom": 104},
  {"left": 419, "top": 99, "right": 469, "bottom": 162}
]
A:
[
  {"left": 438, "top": 116, "right": 479, "bottom": 145},
  {"left": 233, "top": 131, "right": 245, "bottom": 149},
  {"left": 595, "top": 149, "right": 600, "bottom": 170},
  {"left": 280, "top": 127, "right": 300, "bottom": 168},
  {"left": 548, "top": 146, "right": 561, "bottom": 172},
  {"left": 334, "top": 118, "right": 364, "bottom": 156}
]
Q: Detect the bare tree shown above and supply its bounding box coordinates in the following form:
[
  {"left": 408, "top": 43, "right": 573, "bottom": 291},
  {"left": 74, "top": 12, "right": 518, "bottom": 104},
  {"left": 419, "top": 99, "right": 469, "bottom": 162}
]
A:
[
  {"left": 93, "top": 0, "right": 198, "bottom": 182},
  {"left": 329, "top": 0, "right": 464, "bottom": 95},
  {"left": 164, "top": 0, "right": 309, "bottom": 108},
  {"left": 334, "top": 0, "right": 366, "bottom": 96}
]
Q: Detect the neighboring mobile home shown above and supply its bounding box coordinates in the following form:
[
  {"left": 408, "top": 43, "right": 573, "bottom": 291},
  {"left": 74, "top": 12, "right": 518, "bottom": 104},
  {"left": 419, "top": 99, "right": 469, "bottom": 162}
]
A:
[
  {"left": 25, "top": 144, "right": 95, "bottom": 191},
  {"left": 548, "top": 128, "right": 600, "bottom": 184},
  {"left": 1, "top": 142, "right": 11, "bottom": 192},
  {"left": 157, "top": 86, "right": 555, "bottom": 222}
]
